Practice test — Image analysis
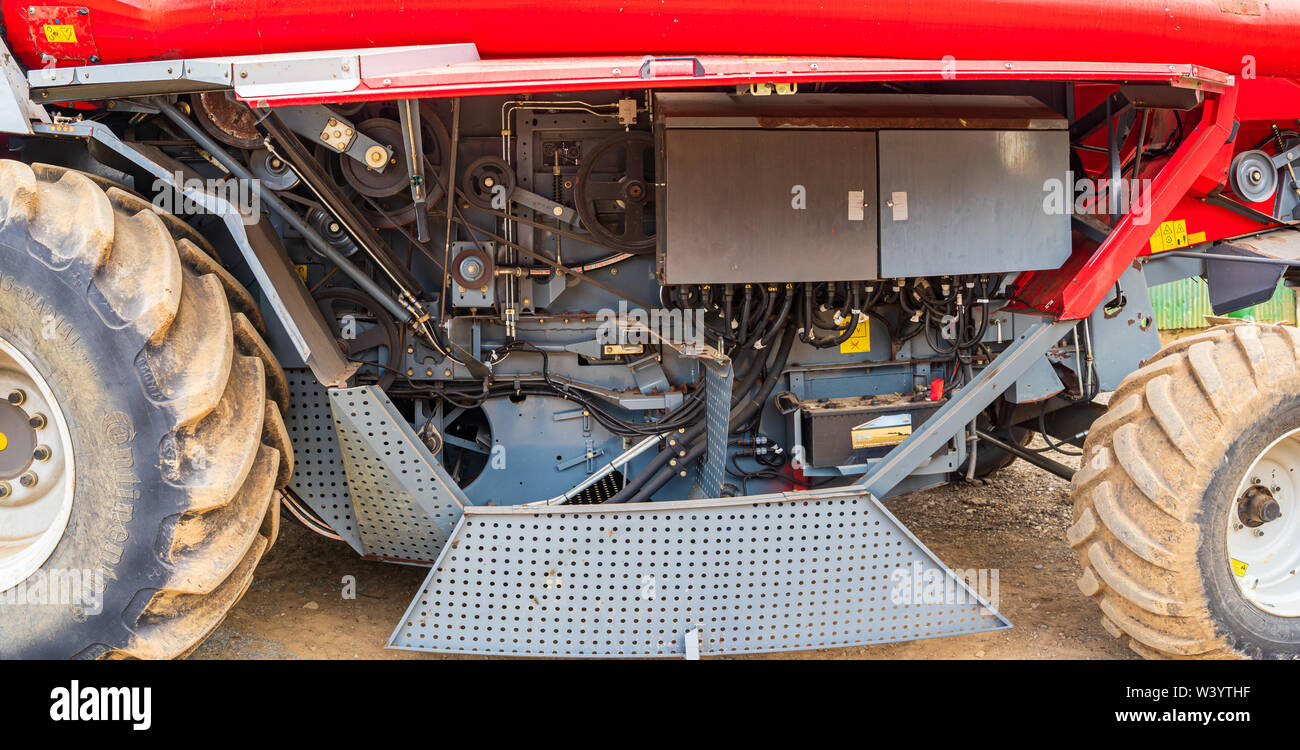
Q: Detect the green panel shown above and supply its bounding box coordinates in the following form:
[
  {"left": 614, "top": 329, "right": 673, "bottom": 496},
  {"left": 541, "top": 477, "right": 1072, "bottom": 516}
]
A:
[{"left": 1150, "top": 278, "right": 1296, "bottom": 330}]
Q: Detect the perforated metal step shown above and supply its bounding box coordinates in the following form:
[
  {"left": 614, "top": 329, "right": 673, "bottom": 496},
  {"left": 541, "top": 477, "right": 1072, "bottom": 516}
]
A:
[
  {"left": 388, "top": 487, "right": 1009, "bottom": 657},
  {"left": 283, "top": 368, "right": 363, "bottom": 554},
  {"left": 329, "top": 386, "right": 470, "bottom": 562}
]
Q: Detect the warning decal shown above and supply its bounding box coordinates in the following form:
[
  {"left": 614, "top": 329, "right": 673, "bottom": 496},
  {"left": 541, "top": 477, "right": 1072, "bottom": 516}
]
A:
[{"left": 1148, "top": 219, "right": 1207, "bottom": 253}]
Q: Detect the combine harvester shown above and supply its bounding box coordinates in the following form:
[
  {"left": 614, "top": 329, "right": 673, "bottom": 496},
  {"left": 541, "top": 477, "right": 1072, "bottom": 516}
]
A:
[{"left": 1, "top": 0, "right": 1299, "bottom": 658}]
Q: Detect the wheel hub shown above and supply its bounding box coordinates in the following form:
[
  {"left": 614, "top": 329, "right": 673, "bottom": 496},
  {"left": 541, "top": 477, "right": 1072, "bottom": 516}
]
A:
[
  {"left": 0, "top": 398, "right": 36, "bottom": 479},
  {"left": 1227, "top": 430, "right": 1300, "bottom": 617},
  {"left": 0, "top": 336, "right": 75, "bottom": 593}
]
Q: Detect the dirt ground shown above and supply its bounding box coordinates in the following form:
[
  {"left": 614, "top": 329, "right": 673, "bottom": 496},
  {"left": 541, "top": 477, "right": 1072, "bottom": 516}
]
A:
[{"left": 192, "top": 436, "right": 1135, "bottom": 660}]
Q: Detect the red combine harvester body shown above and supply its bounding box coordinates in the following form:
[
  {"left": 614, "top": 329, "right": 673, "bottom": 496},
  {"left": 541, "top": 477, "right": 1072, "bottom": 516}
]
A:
[
  {"left": 5, "top": 0, "right": 1300, "bottom": 76},
  {"left": 2, "top": 0, "right": 1300, "bottom": 661}
]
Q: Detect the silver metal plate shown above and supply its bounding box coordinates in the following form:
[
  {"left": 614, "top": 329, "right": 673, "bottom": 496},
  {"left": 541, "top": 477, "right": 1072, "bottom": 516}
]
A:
[
  {"left": 283, "top": 368, "right": 363, "bottom": 554},
  {"left": 329, "top": 386, "right": 469, "bottom": 562},
  {"left": 388, "top": 488, "right": 1009, "bottom": 657},
  {"left": 698, "top": 358, "right": 733, "bottom": 497}
]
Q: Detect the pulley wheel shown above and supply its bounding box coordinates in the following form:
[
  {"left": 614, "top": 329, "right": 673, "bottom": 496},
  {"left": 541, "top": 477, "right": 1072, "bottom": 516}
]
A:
[
  {"left": 1230, "top": 149, "right": 1279, "bottom": 204},
  {"left": 461, "top": 156, "right": 517, "bottom": 210},
  {"left": 574, "top": 132, "right": 657, "bottom": 253}
]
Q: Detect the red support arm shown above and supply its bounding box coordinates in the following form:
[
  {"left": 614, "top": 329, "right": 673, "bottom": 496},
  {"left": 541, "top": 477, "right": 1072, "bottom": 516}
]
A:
[{"left": 1006, "top": 82, "right": 1239, "bottom": 320}]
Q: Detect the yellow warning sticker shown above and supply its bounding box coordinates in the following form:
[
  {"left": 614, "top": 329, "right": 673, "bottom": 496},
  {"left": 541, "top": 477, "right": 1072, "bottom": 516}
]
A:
[
  {"left": 840, "top": 318, "right": 871, "bottom": 353},
  {"left": 42, "top": 24, "right": 77, "bottom": 44},
  {"left": 295, "top": 264, "right": 309, "bottom": 283},
  {"left": 1148, "top": 219, "right": 1207, "bottom": 253},
  {"left": 1231, "top": 558, "right": 1249, "bottom": 577}
]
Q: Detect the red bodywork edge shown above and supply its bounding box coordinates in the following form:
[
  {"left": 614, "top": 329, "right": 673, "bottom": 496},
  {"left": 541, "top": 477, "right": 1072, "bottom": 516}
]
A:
[{"left": 1007, "top": 82, "right": 1240, "bottom": 320}]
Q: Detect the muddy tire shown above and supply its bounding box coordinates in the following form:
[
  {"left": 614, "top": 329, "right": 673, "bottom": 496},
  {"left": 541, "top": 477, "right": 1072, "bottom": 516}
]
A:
[
  {"left": 1069, "top": 323, "right": 1300, "bottom": 659},
  {"left": 0, "top": 161, "right": 290, "bottom": 659}
]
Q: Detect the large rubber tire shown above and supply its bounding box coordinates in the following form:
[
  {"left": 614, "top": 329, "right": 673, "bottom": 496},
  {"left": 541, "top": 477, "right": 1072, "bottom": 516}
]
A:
[
  {"left": 1069, "top": 323, "right": 1300, "bottom": 659},
  {"left": 0, "top": 161, "right": 292, "bottom": 659}
]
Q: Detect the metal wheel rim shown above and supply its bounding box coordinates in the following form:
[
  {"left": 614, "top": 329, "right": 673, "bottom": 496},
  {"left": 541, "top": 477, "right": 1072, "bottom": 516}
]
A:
[
  {"left": 0, "top": 335, "right": 75, "bottom": 593},
  {"left": 1227, "top": 427, "right": 1300, "bottom": 617}
]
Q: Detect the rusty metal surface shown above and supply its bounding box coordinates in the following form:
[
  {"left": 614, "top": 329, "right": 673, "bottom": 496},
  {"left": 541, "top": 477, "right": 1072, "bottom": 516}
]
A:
[{"left": 192, "top": 91, "right": 262, "bottom": 148}]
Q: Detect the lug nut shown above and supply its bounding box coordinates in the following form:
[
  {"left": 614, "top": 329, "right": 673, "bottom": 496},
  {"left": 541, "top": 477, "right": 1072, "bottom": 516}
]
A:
[
  {"left": 6, "top": 389, "right": 25, "bottom": 405},
  {"left": 33, "top": 445, "right": 51, "bottom": 461},
  {"left": 0, "top": 482, "right": 9, "bottom": 499},
  {"left": 18, "top": 472, "right": 37, "bottom": 488},
  {"left": 28, "top": 413, "right": 46, "bottom": 430}
]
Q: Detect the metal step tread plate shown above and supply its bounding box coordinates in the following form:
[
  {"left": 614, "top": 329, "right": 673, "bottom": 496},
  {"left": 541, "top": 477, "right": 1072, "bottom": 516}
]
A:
[{"left": 388, "top": 487, "right": 1008, "bottom": 657}]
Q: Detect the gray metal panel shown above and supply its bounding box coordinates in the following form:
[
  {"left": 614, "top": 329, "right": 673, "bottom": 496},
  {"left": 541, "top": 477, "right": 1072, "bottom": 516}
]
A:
[
  {"left": 283, "top": 369, "right": 363, "bottom": 554},
  {"left": 1087, "top": 265, "right": 1161, "bottom": 391},
  {"left": 329, "top": 386, "right": 470, "bottom": 562},
  {"left": 877, "top": 129, "right": 1070, "bottom": 277},
  {"left": 1006, "top": 355, "right": 1065, "bottom": 403},
  {"left": 388, "top": 489, "right": 1009, "bottom": 657},
  {"left": 697, "top": 358, "right": 733, "bottom": 496},
  {"left": 663, "top": 129, "right": 877, "bottom": 283}
]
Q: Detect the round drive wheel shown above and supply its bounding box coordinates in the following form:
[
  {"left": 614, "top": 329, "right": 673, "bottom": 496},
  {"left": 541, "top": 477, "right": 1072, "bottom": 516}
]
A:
[
  {"left": 1069, "top": 323, "right": 1300, "bottom": 659},
  {"left": 0, "top": 161, "right": 292, "bottom": 659}
]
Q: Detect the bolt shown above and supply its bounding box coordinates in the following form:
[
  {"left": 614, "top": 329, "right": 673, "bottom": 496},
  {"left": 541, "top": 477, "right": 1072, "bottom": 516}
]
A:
[
  {"left": 425, "top": 369, "right": 434, "bottom": 377},
  {"left": 18, "top": 472, "right": 37, "bottom": 488},
  {"left": 443, "top": 369, "right": 452, "bottom": 377},
  {"left": 0, "top": 482, "right": 9, "bottom": 498},
  {"left": 1254, "top": 529, "right": 1265, "bottom": 537},
  {"left": 7, "top": 389, "right": 26, "bottom": 406},
  {"left": 33, "top": 445, "right": 51, "bottom": 461},
  {"left": 28, "top": 414, "right": 46, "bottom": 430}
]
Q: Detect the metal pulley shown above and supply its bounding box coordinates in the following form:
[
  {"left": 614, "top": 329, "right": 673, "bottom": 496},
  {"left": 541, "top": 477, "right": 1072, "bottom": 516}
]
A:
[{"left": 1229, "top": 149, "right": 1279, "bottom": 204}]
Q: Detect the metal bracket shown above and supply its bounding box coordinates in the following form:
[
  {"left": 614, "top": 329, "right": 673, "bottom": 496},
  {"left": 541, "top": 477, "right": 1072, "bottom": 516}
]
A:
[
  {"left": 274, "top": 104, "right": 391, "bottom": 172},
  {"left": 0, "top": 37, "right": 49, "bottom": 134}
]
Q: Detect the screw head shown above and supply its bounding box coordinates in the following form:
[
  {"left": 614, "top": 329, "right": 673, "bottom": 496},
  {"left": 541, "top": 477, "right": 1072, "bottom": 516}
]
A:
[
  {"left": 28, "top": 414, "right": 46, "bottom": 430},
  {"left": 0, "top": 482, "right": 9, "bottom": 498},
  {"left": 33, "top": 445, "right": 51, "bottom": 461},
  {"left": 18, "top": 472, "right": 37, "bottom": 488},
  {"left": 7, "top": 389, "right": 25, "bottom": 405}
]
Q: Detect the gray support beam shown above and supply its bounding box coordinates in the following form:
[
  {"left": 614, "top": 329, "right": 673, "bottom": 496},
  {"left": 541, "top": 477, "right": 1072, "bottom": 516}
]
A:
[{"left": 856, "top": 320, "right": 1075, "bottom": 498}]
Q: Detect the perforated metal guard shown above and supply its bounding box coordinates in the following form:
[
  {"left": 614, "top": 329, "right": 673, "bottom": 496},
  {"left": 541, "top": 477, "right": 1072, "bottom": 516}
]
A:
[
  {"left": 698, "top": 358, "right": 733, "bottom": 497},
  {"left": 388, "top": 488, "right": 1009, "bottom": 657},
  {"left": 329, "top": 386, "right": 470, "bottom": 562},
  {"left": 283, "top": 368, "right": 363, "bottom": 554}
]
